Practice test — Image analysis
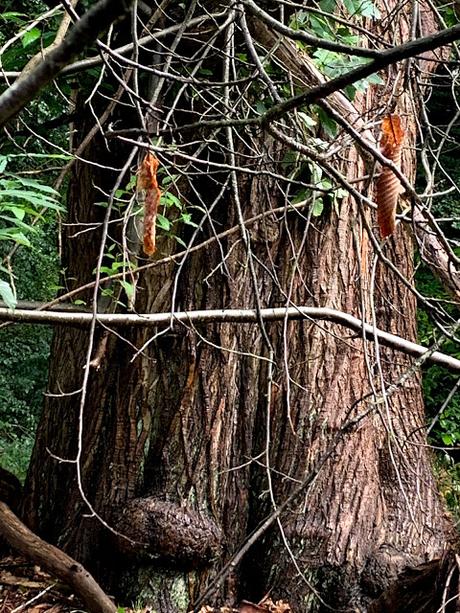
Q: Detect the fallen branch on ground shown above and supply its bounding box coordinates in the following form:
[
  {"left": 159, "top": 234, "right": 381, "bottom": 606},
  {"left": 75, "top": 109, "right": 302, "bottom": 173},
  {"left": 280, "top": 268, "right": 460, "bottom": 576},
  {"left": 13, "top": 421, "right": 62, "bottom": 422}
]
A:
[{"left": 0, "top": 501, "right": 116, "bottom": 613}]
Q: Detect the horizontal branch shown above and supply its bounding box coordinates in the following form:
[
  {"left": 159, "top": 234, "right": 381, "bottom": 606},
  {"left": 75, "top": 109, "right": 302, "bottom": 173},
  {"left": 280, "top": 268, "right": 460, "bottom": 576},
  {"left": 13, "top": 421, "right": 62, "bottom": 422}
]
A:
[
  {"left": 0, "top": 0, "right": 133, "bottom": 128},
  {"left": 242, "top": 0, "right": 381, "bottom": 58},
  {"left": 263, "top": 22, "right": 460, "bottom": 123},
  {"left": 1, "top": 306, "right": 459, "bottom": 371},
  {"left": 0, "top": 11, "right": 228, "bottom": 81}
]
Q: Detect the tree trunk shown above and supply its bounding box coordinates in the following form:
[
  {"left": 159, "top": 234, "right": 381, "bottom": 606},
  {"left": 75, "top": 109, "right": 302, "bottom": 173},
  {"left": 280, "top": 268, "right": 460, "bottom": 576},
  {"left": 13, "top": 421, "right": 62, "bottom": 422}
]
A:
[{"left": 23, "top": 2, "right": 456, "bottom": 612}]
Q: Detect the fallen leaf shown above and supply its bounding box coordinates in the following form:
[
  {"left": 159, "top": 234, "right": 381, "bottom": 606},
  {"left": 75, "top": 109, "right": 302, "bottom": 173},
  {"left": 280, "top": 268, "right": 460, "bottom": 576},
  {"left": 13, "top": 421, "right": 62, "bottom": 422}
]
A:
[{"left": 0, "top": 571, "right": 47, "bottom": 589}]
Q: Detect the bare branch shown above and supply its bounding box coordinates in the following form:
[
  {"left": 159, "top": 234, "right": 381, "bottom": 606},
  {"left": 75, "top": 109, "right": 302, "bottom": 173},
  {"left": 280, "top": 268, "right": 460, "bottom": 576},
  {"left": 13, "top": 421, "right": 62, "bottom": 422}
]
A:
[
  {"left": 0, "top": 0, "right": 133, "bottom": 128},
  {"left": 241, "top": 0, "right": 382, "bottom": 58},
  {"left": 0, "top": 306, "right": 459, "bottom": 371},
  {"left": 0, "top": 501, "right": 116, "bottom": 613},
  {"left": 263, "top": 22, "right": 460, "bottom": 123},
  {"left": 0, "top": 11, "right": 228, "bottom": 81}
]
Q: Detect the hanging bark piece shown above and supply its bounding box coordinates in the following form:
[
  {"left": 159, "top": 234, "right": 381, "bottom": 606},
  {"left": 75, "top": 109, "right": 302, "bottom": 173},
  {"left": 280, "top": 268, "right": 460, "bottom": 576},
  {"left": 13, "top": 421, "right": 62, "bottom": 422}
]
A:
[
  {"left": 137, "top": 152, "right": 161, "bottom": 255},
  {"left": 376, "top": 115, "right": 405, "bottom": 238}
]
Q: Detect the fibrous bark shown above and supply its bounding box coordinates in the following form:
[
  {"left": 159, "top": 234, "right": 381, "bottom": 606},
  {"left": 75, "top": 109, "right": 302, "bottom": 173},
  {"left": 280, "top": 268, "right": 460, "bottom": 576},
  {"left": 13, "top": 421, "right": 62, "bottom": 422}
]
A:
[{"left": 111, "top": 497, "right": 223, "bottom": 567}]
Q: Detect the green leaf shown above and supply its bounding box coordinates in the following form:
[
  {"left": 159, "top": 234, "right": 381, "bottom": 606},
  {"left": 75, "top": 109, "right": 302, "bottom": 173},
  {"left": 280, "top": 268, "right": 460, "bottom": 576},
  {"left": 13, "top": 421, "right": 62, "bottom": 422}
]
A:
[
  {"left": 9, "top": 176, "right": 60, "bottom": 197},
  {"left": 2, "top": 205, "right": 25, "bottom": 221},
  {"left": 162, "top": 192, "right": 182, "bottom": 209},
  {"left": 22, "top": 27, "right": 41, "bottom": 48},
  {"left": 0, "top": 190, "right": 62, "bottom": 211},
  {"left": 356, "top": 0, "right": 381, "bottom": 18},
  {"left": 99, "top": 266, "right": 115, "bottom": 275},
  {"left": 180, "top": 213, "right": 198, "bottom": 227},
  {"left": 0, "top": 12, "right": 27, "bottom": 22},
  {"left": 156, "top": 214, "right": 171, "bottom": 231},
  {"left": 0, "top": 280, "right": 17, "bottom": 310},
  {"left": 5, "top": 153, "right": 71, "bottom": 160},
  {"left": 0, "top": 214, "right": 38, "bottom": 232},
  {"left": 174, "top": 236, "right": 187, "bottom": 247},
  {"left": 256, "top": 100, "right": 267, "bottom": 114},
  {"left": 297, "top": 111, "right": 317, "bottom": 129},
  {"left": 312, "top": 199, "right": 324, "bottom": 217},
  {"left": 334, "top": 188, "right": 348, "bottom": 200},
  {"left": 292, "top": 189, "right": 308, "bottom": 205},
  {"left": 315, "top": 106, "right": 337, "bottom": 137},
  {"left": 161, "top": 174, "right": 179, "bottom": 187},
  {"left": 0, "top": 230, "right": 31, "bottom": 247},
  {"left": 309, "top": 14, "right": 334, "bottom": 39},
  {"left": 119, "top": 280, "right": 134, "bottom": 301}
]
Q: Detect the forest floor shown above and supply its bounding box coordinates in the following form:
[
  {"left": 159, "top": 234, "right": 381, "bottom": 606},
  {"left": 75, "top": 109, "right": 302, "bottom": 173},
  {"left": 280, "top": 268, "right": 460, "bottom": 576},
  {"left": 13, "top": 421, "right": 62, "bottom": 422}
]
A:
[
  {"left": 0, "top": 555, "right": 101, "bottom": 613},
  {"left": 0, "top": 555, "right": 291, "bottom": 613}
]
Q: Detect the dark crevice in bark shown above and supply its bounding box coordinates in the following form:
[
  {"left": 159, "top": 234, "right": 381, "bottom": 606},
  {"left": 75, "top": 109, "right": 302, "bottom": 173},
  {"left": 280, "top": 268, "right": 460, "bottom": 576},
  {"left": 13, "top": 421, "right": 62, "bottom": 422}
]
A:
[{"left": 368, "top": 552, "right": 460, "bottom": 612}]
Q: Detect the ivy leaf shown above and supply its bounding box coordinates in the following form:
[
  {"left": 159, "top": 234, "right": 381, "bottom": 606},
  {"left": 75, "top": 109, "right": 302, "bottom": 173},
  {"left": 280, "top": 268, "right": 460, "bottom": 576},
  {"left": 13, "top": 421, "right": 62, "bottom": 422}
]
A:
[
  {"left": 297, "top": 111, "right": 317, "bottom": 129},
  {"left": 0, "top": 280, "right": 17, "bottom": 310},
  {"left": 174, "top": 236, "right": 187, "bottom": 247},
  {"left": 358, "top": 0, "right": 381, "bottom": 18},
  {"left": 162, "top": 192, "right": 182, "bottom": 209}
]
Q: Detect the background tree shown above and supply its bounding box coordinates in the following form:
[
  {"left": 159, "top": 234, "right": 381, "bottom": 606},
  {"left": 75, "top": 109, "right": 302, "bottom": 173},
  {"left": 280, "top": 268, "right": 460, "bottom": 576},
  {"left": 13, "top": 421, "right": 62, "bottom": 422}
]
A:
[{"left": 1, "top": 0, "right": 460, "bottom": 611}]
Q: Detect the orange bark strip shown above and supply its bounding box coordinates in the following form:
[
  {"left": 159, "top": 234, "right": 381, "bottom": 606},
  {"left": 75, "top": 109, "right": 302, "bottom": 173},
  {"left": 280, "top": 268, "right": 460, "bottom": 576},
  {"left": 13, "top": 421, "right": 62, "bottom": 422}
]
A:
[
  {"left": 376, "top": 115, "right": 405, "bottom": 238},
  {"left": 137, "top": 152, "right": 161, "bottom": 255}
]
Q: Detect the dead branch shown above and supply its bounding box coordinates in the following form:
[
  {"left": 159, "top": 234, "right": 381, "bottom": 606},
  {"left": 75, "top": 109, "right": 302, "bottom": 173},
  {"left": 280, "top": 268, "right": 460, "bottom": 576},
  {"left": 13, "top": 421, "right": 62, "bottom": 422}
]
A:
[
  {"left": 0, "top": 305, "right": 459, "bottom": 371},
  {"left": 17, "top": 0, "right": 80, "bottom": 80},
  {"left": 0, "top": 0, "right": 133, "bottom": 128},
  {"left": 0, "top": 501, "right": 116, "bottom": 613}
]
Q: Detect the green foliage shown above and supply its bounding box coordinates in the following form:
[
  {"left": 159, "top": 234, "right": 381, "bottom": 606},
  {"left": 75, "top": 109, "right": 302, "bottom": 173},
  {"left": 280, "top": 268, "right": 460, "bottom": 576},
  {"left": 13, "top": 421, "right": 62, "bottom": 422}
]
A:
[
  {"left": 94, "top": 171, "right": 197, "bottom": 308},
  {"left": 313, "top": 48, "right": 383, "bottom": 99},
  {"left": 0, "top": 322, "right": 51, "bottom": 481},
  {"left": 0, "top": 217, "right": 58, "bottom": 475},
  {"left": 0, "top": 430, "right": 34, "bottom": 483},
  {"left": 0, "top": 154, "right": 61, "bottom": 479},
  {"left": 418, "top": 270, "right": 460, "bottom": 450},
  {"left": 434, "top": 455, "right": 460, "bottom": 526},
  {"left": 0, "top": 1, "right": 62, "bottom": 74},
  {"left": 289, "top": 1, "right": 383, "bottom": 99},
  {"left": 0, "top": 155, "right": 63, "bottom": 308},
  {"left": 415, "top": 73, "right": 460, "bottom": 466},
  {"left": 0, "top": 220, "right": 58, "bottom": 477},
  {"left": 0, "top": 2, "right": 67, "bottom": 477}
]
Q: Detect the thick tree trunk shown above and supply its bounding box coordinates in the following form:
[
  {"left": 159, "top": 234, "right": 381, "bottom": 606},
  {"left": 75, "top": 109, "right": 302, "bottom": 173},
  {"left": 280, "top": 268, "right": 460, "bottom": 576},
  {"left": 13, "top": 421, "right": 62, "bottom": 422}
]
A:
[{"left": 22, "top": 2, "right": 456, "bottom": 612}]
